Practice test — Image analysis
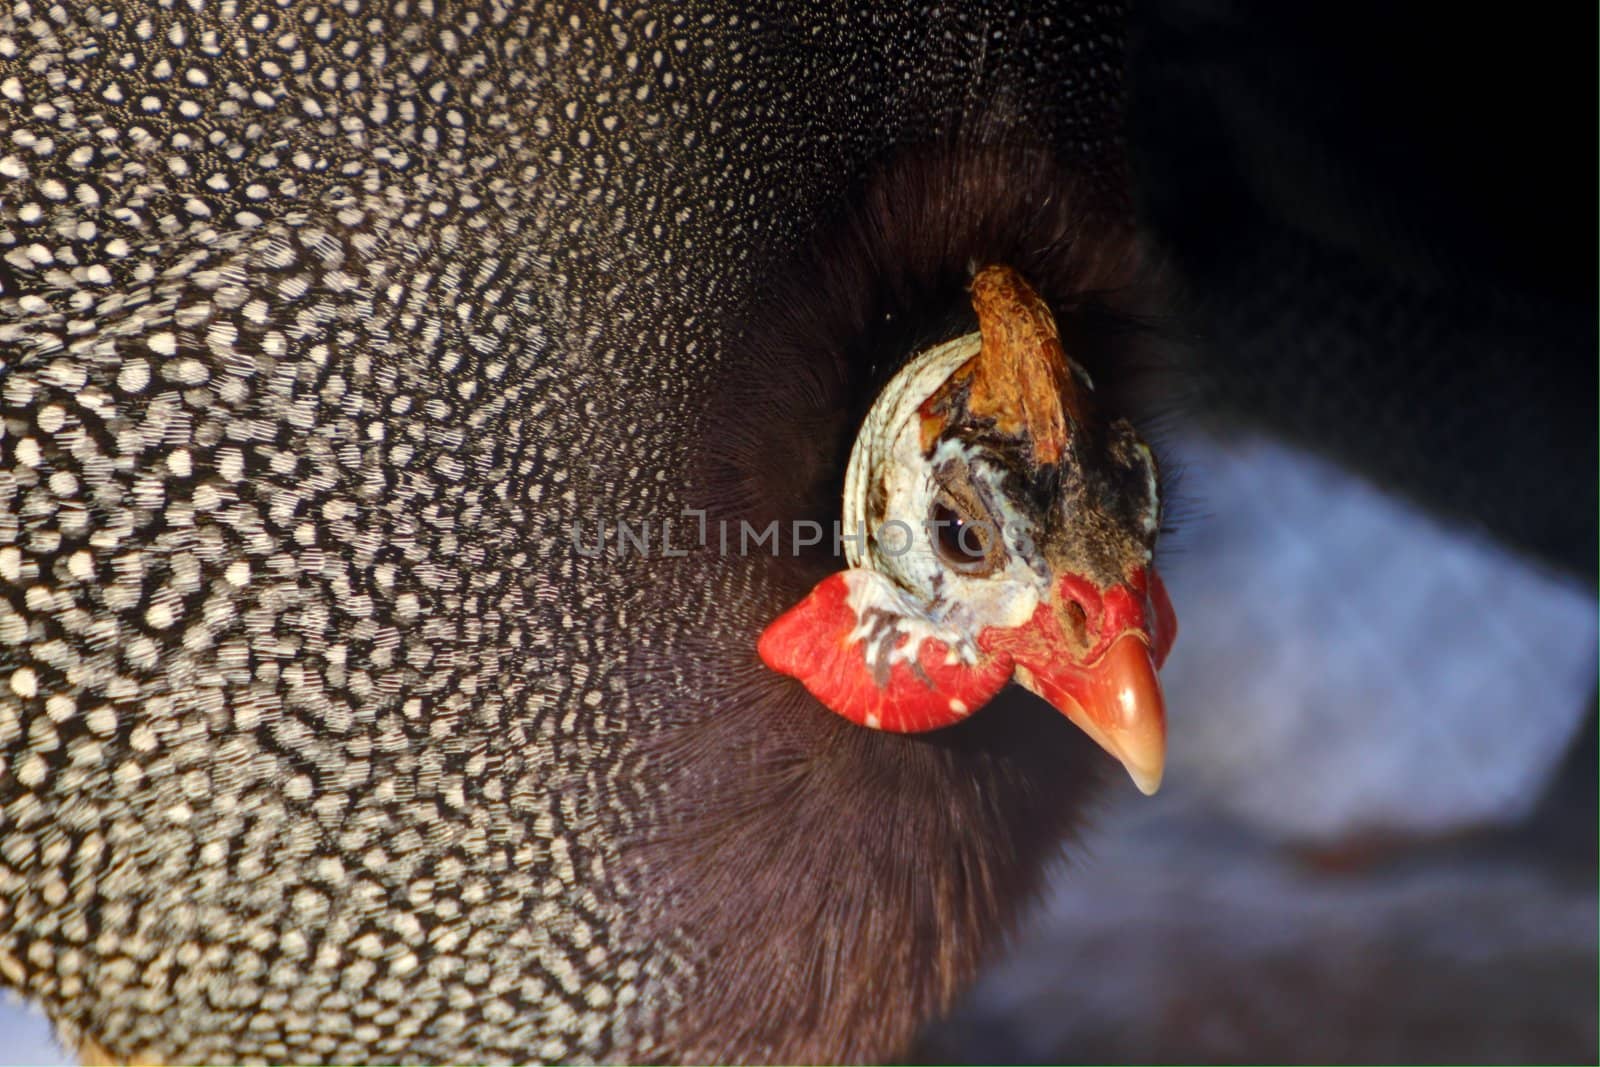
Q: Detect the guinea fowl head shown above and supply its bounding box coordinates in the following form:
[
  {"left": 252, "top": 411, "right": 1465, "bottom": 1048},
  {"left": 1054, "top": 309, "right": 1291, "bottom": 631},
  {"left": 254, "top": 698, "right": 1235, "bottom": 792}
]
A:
[{"left": 759, "top": 265, "right": 1176, "bottom": 794}]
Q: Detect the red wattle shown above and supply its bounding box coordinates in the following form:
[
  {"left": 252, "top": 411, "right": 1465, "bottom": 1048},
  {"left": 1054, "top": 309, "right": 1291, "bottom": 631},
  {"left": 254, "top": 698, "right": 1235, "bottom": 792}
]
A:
[{"left": 757, "top": 572, "right": 1013, "bottom": 732}]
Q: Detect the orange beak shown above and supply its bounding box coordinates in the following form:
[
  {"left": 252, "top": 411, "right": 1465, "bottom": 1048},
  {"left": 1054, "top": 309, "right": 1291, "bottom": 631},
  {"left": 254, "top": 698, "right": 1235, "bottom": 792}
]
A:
[{"left": 985, "top": 567, "right": 1176, "bottom": 794}]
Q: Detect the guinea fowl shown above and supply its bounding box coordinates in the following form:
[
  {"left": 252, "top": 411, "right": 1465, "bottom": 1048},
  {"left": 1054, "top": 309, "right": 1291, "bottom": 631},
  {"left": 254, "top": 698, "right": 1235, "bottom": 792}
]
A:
[
  {"left": 4, "top": 0, "right": 1593, "bottom": 1061},
  {"left": 0, "top": 1, "right": 1165, "bottom": 1062}
]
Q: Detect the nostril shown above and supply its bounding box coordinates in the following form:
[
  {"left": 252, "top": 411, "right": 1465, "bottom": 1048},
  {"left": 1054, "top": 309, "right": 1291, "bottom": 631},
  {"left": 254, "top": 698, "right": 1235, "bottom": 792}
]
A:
[{"left": 1060, "top": 598, "right": 1089, "bottom": 638}]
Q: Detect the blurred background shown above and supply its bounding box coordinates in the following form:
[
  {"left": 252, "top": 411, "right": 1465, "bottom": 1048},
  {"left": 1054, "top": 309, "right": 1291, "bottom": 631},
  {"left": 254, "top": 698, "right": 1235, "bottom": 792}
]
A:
[
  {"left": 3, "top": 1, "right": 1593, "bottom": 1063},
  {"left": 923, "top": 2, "right": 1596, "bottom": 1062}
]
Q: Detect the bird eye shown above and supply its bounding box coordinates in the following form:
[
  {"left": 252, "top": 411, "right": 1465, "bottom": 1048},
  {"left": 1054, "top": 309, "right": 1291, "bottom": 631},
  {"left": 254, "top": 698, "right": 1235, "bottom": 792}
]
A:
[{"left": 930, "top": 500, "right": 995, "bottom": 573}]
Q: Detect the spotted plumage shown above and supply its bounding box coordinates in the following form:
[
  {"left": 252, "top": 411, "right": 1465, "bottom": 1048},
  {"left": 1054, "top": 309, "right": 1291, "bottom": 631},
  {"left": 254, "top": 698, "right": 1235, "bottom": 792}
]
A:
[{"left": 0, "top": 1, "right": 1138, "bottom": 1061}]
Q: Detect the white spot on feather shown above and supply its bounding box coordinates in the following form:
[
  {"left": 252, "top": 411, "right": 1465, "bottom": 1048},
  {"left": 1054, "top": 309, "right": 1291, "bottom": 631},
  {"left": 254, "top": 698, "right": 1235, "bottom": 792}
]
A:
[{"left": 10, "top": 668, "right": 38, "bottom": 698}]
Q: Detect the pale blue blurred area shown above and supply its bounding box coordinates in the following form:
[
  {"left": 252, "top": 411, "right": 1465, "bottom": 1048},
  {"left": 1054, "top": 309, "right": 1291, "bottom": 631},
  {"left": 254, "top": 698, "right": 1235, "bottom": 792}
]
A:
[
  {"left": 0, "top": 992, "right": 68, "bottom": 1065},
  {"left": 1157, "top": 430, "right": 1594, "bottom": 842}
]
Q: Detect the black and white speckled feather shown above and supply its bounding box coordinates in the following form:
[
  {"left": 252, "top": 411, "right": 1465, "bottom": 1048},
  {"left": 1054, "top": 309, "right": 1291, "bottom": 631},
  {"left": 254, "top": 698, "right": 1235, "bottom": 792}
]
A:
[{"left": 0, "top": 1, "right": 1147, "bottom": 1062}]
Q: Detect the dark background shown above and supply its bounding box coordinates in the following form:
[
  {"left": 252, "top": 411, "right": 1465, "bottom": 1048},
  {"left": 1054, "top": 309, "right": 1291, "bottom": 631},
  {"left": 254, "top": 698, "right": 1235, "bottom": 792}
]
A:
[{"left": 1131, "top": 0, "right": 1594, "bottom": 577}]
